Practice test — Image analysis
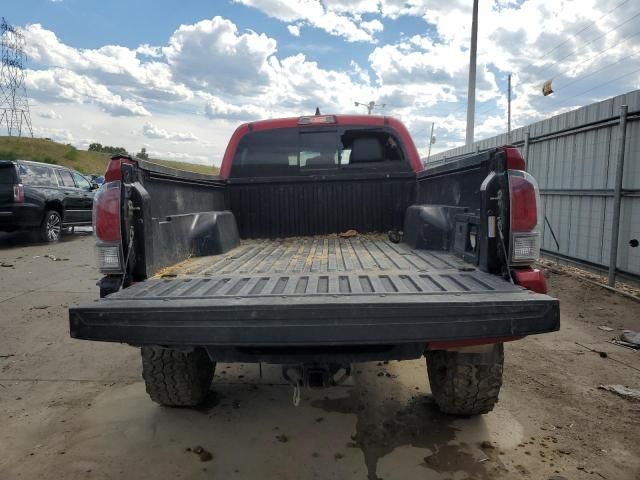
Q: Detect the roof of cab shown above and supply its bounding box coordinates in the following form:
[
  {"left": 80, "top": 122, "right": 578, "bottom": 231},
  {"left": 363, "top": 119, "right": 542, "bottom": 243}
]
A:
[{"left": 245, "top": 114, "right": 387, "bottom": 132}]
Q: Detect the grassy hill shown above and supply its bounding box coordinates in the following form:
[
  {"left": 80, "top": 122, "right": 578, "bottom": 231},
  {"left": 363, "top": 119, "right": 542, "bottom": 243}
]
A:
[{"left": 0, "top": 136, "right": 219, "bottom": 176}]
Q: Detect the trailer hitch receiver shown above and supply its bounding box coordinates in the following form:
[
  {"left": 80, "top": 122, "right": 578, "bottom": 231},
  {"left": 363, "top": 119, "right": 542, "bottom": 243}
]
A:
[{"left": 282, "top": 363, "right": 351, "bottom": 406}]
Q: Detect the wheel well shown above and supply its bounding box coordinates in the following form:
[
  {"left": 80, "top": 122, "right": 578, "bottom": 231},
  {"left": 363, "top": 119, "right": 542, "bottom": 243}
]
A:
[{"left": 44, "top": 201, "right": 64, "bottom": 221}]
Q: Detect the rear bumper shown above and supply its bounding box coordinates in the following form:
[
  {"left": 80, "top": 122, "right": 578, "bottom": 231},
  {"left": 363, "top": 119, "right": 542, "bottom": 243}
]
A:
[
  {"left": 0, "top": 204, "right": 41, "bottom": 230},
  {"left": 69, "top": 293, "right": 560, "bottom": 347}
]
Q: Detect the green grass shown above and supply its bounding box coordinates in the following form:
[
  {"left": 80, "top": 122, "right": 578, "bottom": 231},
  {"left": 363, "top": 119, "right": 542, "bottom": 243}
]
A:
[{"left": 0, "top": 136, "right": 220, "bottom": 176}]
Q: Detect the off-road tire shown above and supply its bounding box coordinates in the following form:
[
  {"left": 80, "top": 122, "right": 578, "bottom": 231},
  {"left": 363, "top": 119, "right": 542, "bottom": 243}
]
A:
[
  {"left": 141, "top": 347, "right": 215, "bottom": 407},
  {"left": 40, "top": 210, "right": 62, "bottom": 243},
  {"left": 426, "top": 343, "right": 504, "bottom": 416}
]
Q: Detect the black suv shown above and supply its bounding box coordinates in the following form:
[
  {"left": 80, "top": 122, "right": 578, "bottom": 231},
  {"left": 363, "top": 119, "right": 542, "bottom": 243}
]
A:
[{"left": 0, "top": 159, "right": 97, "bottom": 242}]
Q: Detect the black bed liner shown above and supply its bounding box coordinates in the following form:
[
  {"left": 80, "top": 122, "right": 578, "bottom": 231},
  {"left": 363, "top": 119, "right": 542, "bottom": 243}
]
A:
[{"left": 69, "top": 236, "right": 559, "bottom": 346}]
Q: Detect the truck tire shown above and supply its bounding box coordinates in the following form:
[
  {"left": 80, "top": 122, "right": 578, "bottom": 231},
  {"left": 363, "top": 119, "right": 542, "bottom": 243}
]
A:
[
  {"left": 426, "top": 343, "right": 504, "bottom": 416},
  {"left": 40, "top": 210, "right": 62, "bottom": 243},
  {"left": 141, "top": 347, "right": 215, "bottom": 407}
]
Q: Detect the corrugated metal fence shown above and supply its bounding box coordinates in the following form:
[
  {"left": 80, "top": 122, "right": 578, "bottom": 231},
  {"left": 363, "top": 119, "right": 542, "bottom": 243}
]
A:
[{"left": 427, "top": 89, "right": 640, "bottom": 284}]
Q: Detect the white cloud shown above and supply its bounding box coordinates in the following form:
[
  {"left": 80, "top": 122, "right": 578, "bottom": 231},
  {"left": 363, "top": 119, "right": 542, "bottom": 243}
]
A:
[
  {"left": 164, "top": 16, "right": 277, "bottom": 94},
  {"left": 147, "top": 150, "right": 213, "bottom": 165},
  {"left": 142, "top": 122, "right": 199, "bottom": 141},
  {"left": 233, "top": 0, "right": 382, "bottom": 42},
  {"left": 360, "top": 19, "right": 383, "bottom": 35},
  {"left": 136, "top": 44, "right": 163, "bottom": 58},
  {"left": 287, "top": 24, "right": 301, "bottom": 37},
  {"left": 203, "top": 96, "right": 265, "bottom": 121},
  {"left": 27, "top": 68, "right": 151, "bottom": 117},
  {"left": 32, "top": 126, "right": 74, "bottom": 143},
  {"left": 24, "top": 24, "right": 193, "bottom": 102},
  {"left": 38, "top": 109, "right": 62, "bottom": 120}
]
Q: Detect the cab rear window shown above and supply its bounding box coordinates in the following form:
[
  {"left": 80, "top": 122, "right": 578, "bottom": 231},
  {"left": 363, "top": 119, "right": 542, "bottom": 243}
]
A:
[{"left": 230, "top": 126, "right": 409, "bottom": 178}]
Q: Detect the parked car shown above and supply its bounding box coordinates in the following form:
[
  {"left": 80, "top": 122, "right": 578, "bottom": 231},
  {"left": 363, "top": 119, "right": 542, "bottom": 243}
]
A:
[
  {"left": 70, "top": 114, "right": 559, "bottom": 416},
  {"left": 89, "top": 174, "right": 105, "bottom": 186},
  {"left": 0, "top": 159, "right": 97, "bottom": 242}
]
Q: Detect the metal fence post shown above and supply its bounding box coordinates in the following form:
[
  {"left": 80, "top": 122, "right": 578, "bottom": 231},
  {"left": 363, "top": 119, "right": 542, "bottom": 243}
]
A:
[
  {"left": 608, "top": 104, "right": 628, "bottom": 287},
  {"left": 523, "top": 128, "right": 530, "bottom": 169}
]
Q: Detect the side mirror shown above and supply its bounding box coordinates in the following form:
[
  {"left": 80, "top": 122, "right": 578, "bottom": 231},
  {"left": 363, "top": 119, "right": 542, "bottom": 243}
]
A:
[{"left": 90, "top": 182, "right": 100, "bottom": 190}]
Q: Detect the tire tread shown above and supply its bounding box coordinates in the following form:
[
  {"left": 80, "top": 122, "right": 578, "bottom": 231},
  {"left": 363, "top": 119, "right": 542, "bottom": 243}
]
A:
[
  {"left": 426, "top": 344, "right": 504, "bottom": 415},
  {"left": 141, "top": 347, "right": 214, "bottom": 407}
]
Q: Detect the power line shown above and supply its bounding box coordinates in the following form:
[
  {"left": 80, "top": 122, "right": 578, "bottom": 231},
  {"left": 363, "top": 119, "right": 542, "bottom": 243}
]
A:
[
  {"left": 535, "top": 10, "right": 640, "bottom": 79},
  {"left": 554, "top": 50, "right": 640, "bottom": 91},
  {"left": 548, "top": 65, "right": 640, "bottom": 109},
  {"left": 447, "top": 2, "right": 638, "bottom": 119},
  {"left": 475, "top": 32, "right": 640, "bottom": 119},
  {"left": 476, "top": 57, "right": 640, "bottom": 119},
  {"left": 552, "top": 28, "right": 640, "bottom": 80},
  {"left": 519, "top": 0, "right": 633, "bottom": 73}
]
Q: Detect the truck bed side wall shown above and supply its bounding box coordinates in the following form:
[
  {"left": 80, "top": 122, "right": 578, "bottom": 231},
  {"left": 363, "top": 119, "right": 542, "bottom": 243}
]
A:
[
  {"left": 405, "top": 151, "right": 506, "bottom": 273},
  {"left": 123, "top": 163, "right": 237, "bottom": 279}
]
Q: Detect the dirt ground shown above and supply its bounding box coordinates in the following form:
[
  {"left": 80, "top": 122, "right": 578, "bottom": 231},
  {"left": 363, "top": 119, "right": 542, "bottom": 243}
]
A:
[{"left": 0, "top": 230, "right": 639, "bottom": 480}]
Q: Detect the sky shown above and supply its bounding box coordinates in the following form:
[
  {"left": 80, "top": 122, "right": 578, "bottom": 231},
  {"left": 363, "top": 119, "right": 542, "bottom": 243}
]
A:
[{"left": 2, "top": 0, "right": 639, "bottom": 166}]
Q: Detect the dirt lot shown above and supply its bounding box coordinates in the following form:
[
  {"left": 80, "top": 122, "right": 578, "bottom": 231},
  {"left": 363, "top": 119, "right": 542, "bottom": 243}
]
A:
[{"left": 1, "top": 231, "right": 639, "bottom": 480}]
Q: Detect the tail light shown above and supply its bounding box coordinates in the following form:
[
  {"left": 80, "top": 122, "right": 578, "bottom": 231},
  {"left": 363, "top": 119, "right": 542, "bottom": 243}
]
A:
[
  {"left": 501, "top": 146, "right": 526, "bottom": 170},
  {"left": 93, "top": 181, "right": 123, "bottom": 273},
  {"left": 105, "top": 156, "right": 135, "bottom": 183},
  {"left": 508, "top": 170, "right": 541, "bottom": 264},
  {"left": 13, "top": 183, "right": 24, "bottom": 203}
]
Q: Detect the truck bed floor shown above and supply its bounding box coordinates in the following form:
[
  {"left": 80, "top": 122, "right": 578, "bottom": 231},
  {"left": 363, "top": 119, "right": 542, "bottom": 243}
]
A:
[{"left": 133, "top": 235, "right": 512, "bottom": 298}]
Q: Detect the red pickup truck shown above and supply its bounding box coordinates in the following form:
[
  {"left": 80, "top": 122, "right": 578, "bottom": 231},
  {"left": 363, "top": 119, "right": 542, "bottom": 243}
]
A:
[{"left": 69, "top": 114, "right": 559, "bottom": 415}]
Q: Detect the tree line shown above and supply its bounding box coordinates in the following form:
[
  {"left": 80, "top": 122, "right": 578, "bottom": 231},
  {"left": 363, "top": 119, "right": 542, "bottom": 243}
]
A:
[{"left": 88, "top": 143, "right": 149, "bottom": 160}]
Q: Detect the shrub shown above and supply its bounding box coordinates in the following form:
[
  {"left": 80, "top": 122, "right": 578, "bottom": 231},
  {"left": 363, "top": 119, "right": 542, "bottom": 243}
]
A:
[
  {"left": 35, "top": 155, "right": 56, "bottom": 165},
  {"left": 0, "top": 149, "right": 17, "bottom": 160},
  {"left": 64, "top": 147, "right": 78, "bottom": 161}
]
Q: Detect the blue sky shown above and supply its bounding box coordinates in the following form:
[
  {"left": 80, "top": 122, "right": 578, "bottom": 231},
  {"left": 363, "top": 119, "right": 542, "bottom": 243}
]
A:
[
  {"left": 2, "top": 0, "right": 639, "bottom": 166},
  {"left": 3, "top": 1, "right": 433, "bottom": 73}
]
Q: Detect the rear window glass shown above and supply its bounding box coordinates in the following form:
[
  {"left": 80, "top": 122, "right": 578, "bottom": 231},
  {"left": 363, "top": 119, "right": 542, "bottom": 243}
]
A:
[
  {"left": 0, "top": 163, "right": 17, "bottom": 184},
  {"left": 18, "top": 164, "right": 58, "bottom": 187},
  {"left": 230, "top": 127, "right": 409, "bottom": 178},
  {"left": 56, "top": 169, "right": 75, "bottom": 187}
]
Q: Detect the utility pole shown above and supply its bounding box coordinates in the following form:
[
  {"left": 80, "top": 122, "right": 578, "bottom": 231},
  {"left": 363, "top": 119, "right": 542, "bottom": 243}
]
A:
[
  {"left": 465, "top": 0, "right": 479, "bottom": 147},
  {"left": 507, "top": 73, "right": 512, "bottom": 141},
  {"left": 355, "top": 101, "right": 385, "bottom": 115},
  {"left": 426, "top": 122, "right": 435, "bottom": 163}
]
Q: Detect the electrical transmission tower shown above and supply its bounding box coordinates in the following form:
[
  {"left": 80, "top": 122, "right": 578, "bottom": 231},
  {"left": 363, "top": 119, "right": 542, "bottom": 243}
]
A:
[{"left": 0, "top": 17, "right": 33, "bottom": 137}]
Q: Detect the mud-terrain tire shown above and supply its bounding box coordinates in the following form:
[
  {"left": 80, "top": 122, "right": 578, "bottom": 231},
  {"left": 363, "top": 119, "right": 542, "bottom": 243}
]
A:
[
  {"left": 141, "top": 346, "right": 215, "bottom": 407},
  {"left": 426, "top": 343, "right": 504, "bottom": 416}
]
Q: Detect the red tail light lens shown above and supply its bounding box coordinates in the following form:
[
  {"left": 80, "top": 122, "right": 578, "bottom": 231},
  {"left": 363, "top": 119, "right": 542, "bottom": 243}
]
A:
[
  {"left": 502, "top": 147, "right": 526, "bottom": 170},
  {"left": 93, "top": 181, "right": 123, "bottom": 273},
  {"left": 509, "top": 175, "right": 538, "bottom": 232},
  {"left": 94, "top": 181, "right": 122, "bottom": 242},
  {"left": 508, "top": 170, "right": 541, "bottom": 264},
  {"left": 13, "top": 183, "right": 24, "bottom": 203},
  {"left": 104, "top": 157, "right": 135, "bottom": 183}
]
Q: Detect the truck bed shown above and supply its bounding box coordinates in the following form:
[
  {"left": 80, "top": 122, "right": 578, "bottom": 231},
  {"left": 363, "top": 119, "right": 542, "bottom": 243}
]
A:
[{"left": 70, "top": 235, "right": 559, "bottom": 346}]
